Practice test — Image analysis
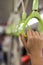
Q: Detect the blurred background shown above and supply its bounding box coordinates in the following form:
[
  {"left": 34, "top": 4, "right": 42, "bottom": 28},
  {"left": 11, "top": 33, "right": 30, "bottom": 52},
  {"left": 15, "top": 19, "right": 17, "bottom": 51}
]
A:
[{"left": 0, "top": 0, "right": 43, "bottom": 65}]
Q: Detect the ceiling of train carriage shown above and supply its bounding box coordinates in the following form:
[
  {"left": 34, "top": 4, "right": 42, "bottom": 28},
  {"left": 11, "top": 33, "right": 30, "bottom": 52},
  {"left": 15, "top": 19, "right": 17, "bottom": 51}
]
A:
[{"left": 0, "top": 0, "right": 14, "bottom": 25}]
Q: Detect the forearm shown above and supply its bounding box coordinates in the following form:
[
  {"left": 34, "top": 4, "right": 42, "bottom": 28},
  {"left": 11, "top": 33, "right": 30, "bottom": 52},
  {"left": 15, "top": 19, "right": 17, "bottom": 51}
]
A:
[{"left": 31, "top": 56, "right": 43, "bottom": 65}]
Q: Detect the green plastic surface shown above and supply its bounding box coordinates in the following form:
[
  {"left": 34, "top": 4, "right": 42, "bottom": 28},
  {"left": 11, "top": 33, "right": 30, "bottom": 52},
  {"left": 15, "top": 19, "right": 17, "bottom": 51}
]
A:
[{"left": 32, "top": 0, "right": 38, "bottom": 10}]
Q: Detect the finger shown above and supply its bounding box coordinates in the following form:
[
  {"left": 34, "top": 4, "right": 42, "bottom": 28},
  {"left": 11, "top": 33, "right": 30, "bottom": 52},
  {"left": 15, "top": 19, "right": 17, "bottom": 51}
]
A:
[
  {"left": 27, "top": 30, "right": 32, "bottom": 40},
  {"left": 32, "top": 30, "right": 37, "bottom": 38},
  {"left": 40, "top": 33, "right": 43, "bottom": 40},
  {"left": 31, "top": 30, "right": 36, "bottom": 38},
  {"left": 35, "top": 31, "right": 40, "bottom": 38},
  {"left": 20, "top": 34, "right": 27, "bottom": 47},
  {"left": 39, "top": 33, "right": 43, "bottom": 37},
  {"left": 31, "top": 31, "right": 40, "bottom": 38}
]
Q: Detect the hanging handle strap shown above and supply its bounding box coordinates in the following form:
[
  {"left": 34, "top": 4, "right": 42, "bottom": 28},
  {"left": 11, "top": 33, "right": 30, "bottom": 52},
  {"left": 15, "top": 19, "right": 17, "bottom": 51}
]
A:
[
  {"left": 32, "top": 0, "right": 39, "bottom": 11},
  {"left": 20, "top": 0, "right": 27, "bottom": 20},
  {"left": 20, "top": 0, "right": 25, "bottom": 12}
]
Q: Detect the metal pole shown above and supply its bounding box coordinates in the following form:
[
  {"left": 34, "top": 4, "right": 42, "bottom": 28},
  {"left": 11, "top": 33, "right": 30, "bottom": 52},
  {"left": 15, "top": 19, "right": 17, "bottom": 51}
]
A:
[{"left": 12, "top": 36, "right": 21, "bottom": 65}]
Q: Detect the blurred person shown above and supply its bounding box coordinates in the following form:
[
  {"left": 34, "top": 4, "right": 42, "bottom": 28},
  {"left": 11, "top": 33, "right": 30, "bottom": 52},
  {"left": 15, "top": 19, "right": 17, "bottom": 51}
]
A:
[
  {"left": 3, "top": 35, "right": 12, "bottom": 65},
  {"left": 0, "top": 41, "right": 4, "bottom": 65},
  {"left": 20, "top": 30, "right": 43, "bottom": 65}
]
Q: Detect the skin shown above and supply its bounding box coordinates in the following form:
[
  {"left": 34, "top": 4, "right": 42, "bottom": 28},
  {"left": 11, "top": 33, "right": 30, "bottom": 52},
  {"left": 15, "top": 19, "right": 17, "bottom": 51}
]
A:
[{"left": 20, "top": 30, "right": 43, "bottom": 65}]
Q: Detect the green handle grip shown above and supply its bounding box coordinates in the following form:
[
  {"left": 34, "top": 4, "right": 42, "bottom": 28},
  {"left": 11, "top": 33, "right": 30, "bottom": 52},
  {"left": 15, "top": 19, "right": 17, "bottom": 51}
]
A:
[
  {"left": 20, "top": 11, "right": 43, "bottom": 35},
  {"left": 32, "top": 0, "right": 39, "bottom": 10}
]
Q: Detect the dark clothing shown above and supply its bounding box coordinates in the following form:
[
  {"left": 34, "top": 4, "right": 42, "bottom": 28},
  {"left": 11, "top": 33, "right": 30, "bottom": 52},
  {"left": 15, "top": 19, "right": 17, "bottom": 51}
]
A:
[
  {"left": 0, "top": 43, "right": 2, "bottom": 51},
  {"left": 0, "top": 52, "right": 3, "bottom": 62},
  {"left": 3, "top": 52, "right": 7, "bottom": 64}
]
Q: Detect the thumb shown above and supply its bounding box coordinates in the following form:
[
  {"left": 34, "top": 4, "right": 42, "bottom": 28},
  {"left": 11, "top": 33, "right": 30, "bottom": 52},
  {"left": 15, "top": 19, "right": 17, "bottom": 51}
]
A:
[{"left": 20, "top": 34, "right": 27, "bottom": 48}]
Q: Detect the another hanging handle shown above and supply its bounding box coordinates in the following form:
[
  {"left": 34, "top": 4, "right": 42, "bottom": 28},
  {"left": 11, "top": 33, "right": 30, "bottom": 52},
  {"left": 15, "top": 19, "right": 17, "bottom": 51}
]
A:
[
  {"left": 20, "top": 0, "right": 25, "bottom": 12},
  {"left": 20, "top": 0, "right": 27, "bottom": 20},
  {"left": 32, "top": 0, "right": 39, "bottom": 11}
]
